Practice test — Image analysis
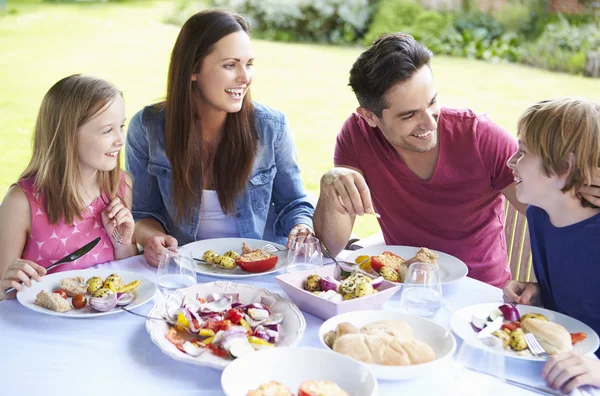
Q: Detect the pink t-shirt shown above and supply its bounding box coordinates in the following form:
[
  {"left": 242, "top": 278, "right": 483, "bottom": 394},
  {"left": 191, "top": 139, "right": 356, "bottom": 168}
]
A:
[
  {"left": 334, "top": 108, "right": 517, "bottom": 287},
  {"left": 16, "top": 177, "right": 116, "bottom": 273}
]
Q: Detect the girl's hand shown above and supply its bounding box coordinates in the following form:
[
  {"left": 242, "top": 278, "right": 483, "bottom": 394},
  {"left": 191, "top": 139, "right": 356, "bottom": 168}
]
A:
[
  {"left": 286, "top": 224, "right": 315, "bottom": 248},
  {"left": 0, "top": 259, "right": 47, "bottom": 300},
  {"left": 543, "top": 352, "right": 600, "bottom": 393},
  {"left": 102, "top": 198, "right": 134, "bottom": 246},
  {"left": 502, "top": 280, "right": 541, "bottom": 305}
]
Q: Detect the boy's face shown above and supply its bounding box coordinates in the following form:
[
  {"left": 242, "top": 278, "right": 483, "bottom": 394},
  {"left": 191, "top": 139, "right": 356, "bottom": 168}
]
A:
[
  {"left": 506, "top": 130, "right": 563, "bottom": 207},
  {"left": 360, "top": 66, "right": 440, "bottom": 155}
]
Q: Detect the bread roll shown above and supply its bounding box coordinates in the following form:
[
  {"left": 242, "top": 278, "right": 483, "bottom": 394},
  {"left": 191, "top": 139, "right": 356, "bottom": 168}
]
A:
[
  {"left": 333, "top": 333, "right": 435, "bottom": 366},
  {"left": 336, "top": 322, "right": 359, "bottom": 338},
  {"left": 360, "top": 320, "right": 414, "bottom": 340},
  {"left": 60, "top": 276, "right": 87, "bottom": 297},
  {"left": 521, "top": 318, "right": 573, "bottom": 355}
]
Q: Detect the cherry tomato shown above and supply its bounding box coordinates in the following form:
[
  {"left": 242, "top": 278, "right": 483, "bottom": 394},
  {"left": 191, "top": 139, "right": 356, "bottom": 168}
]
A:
[
  {"left": 53, "top": 289, "right": 67, "bottom": 299},
  {"left": 72, "top": 294, "right": 87, "bottom": 309}
]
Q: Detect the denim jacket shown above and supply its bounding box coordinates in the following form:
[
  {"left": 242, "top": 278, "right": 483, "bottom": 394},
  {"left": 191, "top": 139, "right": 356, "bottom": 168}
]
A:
[{"left": 125, "top": 102, "right": 314, "bottom": 246}]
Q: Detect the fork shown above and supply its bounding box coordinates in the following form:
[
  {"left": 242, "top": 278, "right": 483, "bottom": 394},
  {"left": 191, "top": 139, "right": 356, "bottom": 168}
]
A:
[
  {"left": 524, "top": 333, "right": 548, "bottom": 358},
  {"left": 112, "top": 227, "right": 125, "bottom": 245},
  {"left": 262, "top": 243, "right": 288, "bottom": 253}
]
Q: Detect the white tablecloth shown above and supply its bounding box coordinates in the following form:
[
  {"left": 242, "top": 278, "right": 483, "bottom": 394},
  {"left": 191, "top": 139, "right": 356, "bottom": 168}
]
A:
[{"left": 0, "top": 255, "right": 595, "bottom": 396}]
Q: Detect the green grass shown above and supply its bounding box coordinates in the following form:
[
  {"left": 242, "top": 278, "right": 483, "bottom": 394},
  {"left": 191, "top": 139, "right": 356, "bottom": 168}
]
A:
[{"left": 2, "top": 1, "right": 600, "bottom": 237}]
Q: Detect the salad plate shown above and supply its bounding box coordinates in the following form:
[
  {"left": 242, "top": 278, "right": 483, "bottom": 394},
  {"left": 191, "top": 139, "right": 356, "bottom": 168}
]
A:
[
  {"left": 184, "top": 238, "right": 288, "bottom": 279},
  {"left": 450, "top": 302, "right": 600, "bottom": 361},
  {"left": 345, "top": 245, "right": 468, "bottom": 285},
  {"left": 145, "top": 281, "right": 306, "bottom": 370},
  {"left": 16, "top": 268, "right": 156, "bottom": 318}
]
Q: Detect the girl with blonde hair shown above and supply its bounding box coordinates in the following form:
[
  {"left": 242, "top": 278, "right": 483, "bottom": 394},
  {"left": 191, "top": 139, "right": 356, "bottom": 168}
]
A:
[
  {"left": 0, "top": 75, "right": 137, "bottom": 300},
  {"left": 504, "top": 97, "right": 600, "bottom": 392}
]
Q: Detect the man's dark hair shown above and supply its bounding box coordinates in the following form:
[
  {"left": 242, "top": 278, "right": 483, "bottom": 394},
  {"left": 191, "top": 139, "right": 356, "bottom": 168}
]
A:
[{"left": 349, "top": 33, "right": 432, "bottom": 117}]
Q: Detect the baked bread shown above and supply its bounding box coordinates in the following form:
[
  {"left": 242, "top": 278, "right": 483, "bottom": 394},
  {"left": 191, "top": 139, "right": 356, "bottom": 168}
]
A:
[
  {"left": 247, "top": 381, "right": 293, "bottom": 396},
  {"left": 35, "top": 290, "right": 72, "bottom": 312},
  {"left": 403, "top": 248, "right": 439, "bottom": 267},
  {"left": 298, "top": 380, "right": 348, "bottom": 396},
  {"left": 59, "top": 276, "right": 87, "bottom": 297},
  {"left": 333, "top": 333, "right": 435, "bottom": 366},
  {"left": 521, "top": 318, "right": 573, "bottom": 355},
  {"left": 360, "top": 320, "right": 414, "bottom": 340}
]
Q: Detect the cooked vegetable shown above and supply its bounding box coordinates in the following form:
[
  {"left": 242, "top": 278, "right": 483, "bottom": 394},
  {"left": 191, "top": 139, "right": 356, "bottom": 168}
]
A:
[
  {"left": 90, "top": 293, "right": 117, "bottom": 312},
  {"left": 202, "top": 250, "right": 218, "bottom": 264},
  {"left": 338, "top": 272, "right": 370, "bottom": 296},
  {"left": 53, "top": 289, "right": 67, "bottom": 299},
  {"left": 86, "top": 277, "right": 104, "bottom": 294},
  {"left": 214, "top": 255, "right": 237, "bottom": 269},
  {"left": 370, "top": 251, "right": 405, "bottom": 273},
  {"left": 379, "top": 266, "right": 400, "bottom": 282},
  {"left": 116, "top": 293, "right": 135, "bottom": 306},
  {"left": 223, "top": 250, "right": 240, "bottom": 259},
  {"left": 571, "top": 332, "right": 587, "bottom": 345},
  {"left": 498, "top": 304, "right": 521, "bottom": 322},
  {"left": 236, "top": 252, "right": 278, "bottom": 273},
  {"left": 510, "top": 328, "right": 527, "bottom": 351},
  {"left": 493, "top": 330, "right": 511, "bottom": 348},
  {"left": 91, "top": 287, "right": 113, "bottom": 298},
  {"left": 319, "top": 276, "right": 340, "bottom": 292},
  {"left": 304, "top": 275, "right": 322, "bottom": 292},
  {"left": 521, "top": 313, "right": 548, "bottom": 322},
  {"left": 118, "top": 280, "right": 141, "bottom": 293},
  {"left": 104, "top": 273, "right": 123, "bottom": 289},
  {"left": 354, "top": 282, "right": 374, "bottom": 297}
]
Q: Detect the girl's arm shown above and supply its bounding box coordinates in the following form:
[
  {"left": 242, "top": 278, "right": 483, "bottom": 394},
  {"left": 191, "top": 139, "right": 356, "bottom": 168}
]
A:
[{"left": 0, "top": 186, "right": 46, "bottom": 300}]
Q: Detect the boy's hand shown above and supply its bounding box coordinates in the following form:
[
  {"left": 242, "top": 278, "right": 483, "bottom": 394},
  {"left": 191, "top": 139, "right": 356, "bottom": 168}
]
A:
[{"left": 503, "top": 280, "right": 541, "bottom": 305}]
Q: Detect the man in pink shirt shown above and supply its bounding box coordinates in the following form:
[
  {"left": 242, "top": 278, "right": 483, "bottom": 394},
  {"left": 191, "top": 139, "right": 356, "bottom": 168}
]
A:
[{"left": 314, "top": 33, "right": 525, "bottom": 287}]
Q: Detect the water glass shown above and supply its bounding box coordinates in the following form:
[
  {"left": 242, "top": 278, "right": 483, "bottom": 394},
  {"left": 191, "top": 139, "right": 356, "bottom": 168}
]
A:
[
  {"left": 285, "top": 236, "right": 323, "bottom": 273},
  {"left": 156, "top": 246, "right": 197, "bottom": 296},
  {"left": 398, "top": 262, "right": 442, "bottom": 317},
  {"left": 451, "top": 337, "right": 506, "bottom": 396}
]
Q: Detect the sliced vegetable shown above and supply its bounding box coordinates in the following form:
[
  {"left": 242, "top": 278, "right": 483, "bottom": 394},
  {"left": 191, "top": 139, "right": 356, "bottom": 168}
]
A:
[
  {"left": 264, "top": 312, "right": 283, "bottom": 325},
  {"left": 320, "top": 276, "right": 341, "bottom": 292},
  {"left": 370, "top": 251, "right": 405, "bottom": 273},
  {"left": 116, "top": 292, "right": 135, "bottom": 306},
  {"left": 571, "top": 332, "right": 587, "bottom": 345},
  {"left": 498, "top": 304, "right": 520, "bottom": 322},
  {"left": 471, "top": 314, "right": 488, "bottom": 332},
  {"left": 236, "top": 253, "right": 278, "bottom": 273},
  {"left": 370, "top": 276, "right": 384, "bottom": 289},
  {"left": 260, "top": 296, "right": 276, "bottom": 309},
  {"left": 248, "top": 336, "right": 274, "bottom": 347},
  {"left": 488, "top": 308, "right": 504, "bottom": 321},
  {"left": 228, "top": 340, "right": 255, "bottom": 358},
  {"left": 89, "top": 292, "right": 117, "bottom": 312},
  {"left": 181, "top": 341, "right": 207, "bottom": 357},
  {"left": 247, "top": 308, "right": 269, "bottom": 321}
]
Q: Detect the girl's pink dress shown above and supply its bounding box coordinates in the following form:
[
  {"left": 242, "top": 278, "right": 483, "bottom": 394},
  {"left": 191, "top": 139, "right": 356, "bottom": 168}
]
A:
[{"left": 16, "top": 177, "right": 116, "bottom": 273}]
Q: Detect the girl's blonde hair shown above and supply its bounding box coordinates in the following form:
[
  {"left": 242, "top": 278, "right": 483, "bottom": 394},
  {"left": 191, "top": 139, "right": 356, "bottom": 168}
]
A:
[
  {"left": 518, "top": 97, "right": 600, "bottom": 207},
  {"left": 21, "top": 74, "right": 124, "bottom": 224}
]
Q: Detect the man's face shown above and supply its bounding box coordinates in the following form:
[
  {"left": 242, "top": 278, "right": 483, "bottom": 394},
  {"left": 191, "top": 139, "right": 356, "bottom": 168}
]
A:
[{"left": 364, "top": 66, "right": 440, "bottom": 154}]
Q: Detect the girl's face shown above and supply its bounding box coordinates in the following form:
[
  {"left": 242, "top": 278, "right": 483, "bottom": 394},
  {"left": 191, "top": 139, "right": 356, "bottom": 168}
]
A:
[
  {"left": 192, "top": 31, "right": 254, "bottom": 114},
  {"left": 77, "top": 94, "right": 126, "bottom": 176},
  {"left": 506, "top": 130, "right": 564, "bottom": 207}
]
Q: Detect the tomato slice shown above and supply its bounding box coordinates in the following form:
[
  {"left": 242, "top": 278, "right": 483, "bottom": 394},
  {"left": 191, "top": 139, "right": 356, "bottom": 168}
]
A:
[
  {"left": 53, "top": 289, "right": 67, "bottom": 299},
  {"left": 208, "top": 344, "right": 229, "bottom": 358},
  {"left": 501, "top": 322, "right": 521, "bottom": 332},
  {"left": 571, "top": 332, "right": 587, "bottom": 345},
  {"left": 224, "top": 309, "right": 244, "bottom": 324}
]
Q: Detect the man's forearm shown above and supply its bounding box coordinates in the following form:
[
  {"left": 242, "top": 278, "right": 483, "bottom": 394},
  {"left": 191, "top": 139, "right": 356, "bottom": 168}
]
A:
[{"left": 313, "top": 196, "right": 355, "bottom": 256}]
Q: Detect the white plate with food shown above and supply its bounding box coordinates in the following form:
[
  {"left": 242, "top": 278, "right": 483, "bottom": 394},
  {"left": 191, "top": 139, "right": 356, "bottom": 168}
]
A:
[
  {"left": 345, "top": 246, "right": 468, "bottom": 284},
  {"left": 450, "top": 302, "right": 600, "bottom": 361},
  {"left": 145, "top": 281, "right": 306, "bottom": 370},
  {"left": 221, "top": 347, "right": 378, "bottom": 396},
  {"left": 16, "top": 268, "right": 156, "bottom": 318},
  {"left": 319, "top": 310, "right": 456, "bottom": 380},
  {"left": 184, "top": 238, "right": 288, "bottom": 279}
]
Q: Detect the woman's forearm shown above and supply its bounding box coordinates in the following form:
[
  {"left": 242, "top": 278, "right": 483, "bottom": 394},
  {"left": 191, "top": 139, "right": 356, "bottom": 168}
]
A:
[{"left": 134, "top": 218, "right": 167, "bottom": 249}]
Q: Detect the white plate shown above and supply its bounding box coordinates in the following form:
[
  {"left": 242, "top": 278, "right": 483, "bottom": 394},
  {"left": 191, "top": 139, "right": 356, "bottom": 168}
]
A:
[
  {"left": 183, "top": 238, "right": 287, "bottom": 278},
  {"left": 16, "top": 268, "right": 156, "bottom": 318},
  {"left": 319, "top": 310, "right": 457, "bottom": 380},
  {"left": 221, "top": 347, "right": 378, "bottom": 396},
  {"left": 345, "top": 245, "right": 468, "bottom": 285},
  {"left": 450, "top": 303, "right": 600, "bottom": 361},
  {"left": 145, "top": 281, "right": 306, "bottom": 370}
]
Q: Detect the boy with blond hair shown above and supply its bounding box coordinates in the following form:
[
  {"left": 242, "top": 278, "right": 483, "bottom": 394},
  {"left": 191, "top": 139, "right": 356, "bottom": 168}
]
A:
[{"left": 503, "top": 97, "right": 600, "bottom": 393}]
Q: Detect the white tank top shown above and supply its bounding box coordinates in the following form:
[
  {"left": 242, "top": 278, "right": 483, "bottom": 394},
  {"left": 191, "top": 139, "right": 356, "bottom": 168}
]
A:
[{"left": 195, "top": 190, "right": 239, "bottom": 240}]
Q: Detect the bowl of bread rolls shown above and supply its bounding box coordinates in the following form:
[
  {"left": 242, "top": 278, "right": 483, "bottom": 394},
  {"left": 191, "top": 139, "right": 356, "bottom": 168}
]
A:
[{"left": 318, "top": 310, "right": 456, "bottom": 380}]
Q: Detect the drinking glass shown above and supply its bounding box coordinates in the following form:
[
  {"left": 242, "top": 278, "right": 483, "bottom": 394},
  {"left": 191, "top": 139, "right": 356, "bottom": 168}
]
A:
[
  {"left": 398, "top": 262, "right": 443, "bottom": 317},
  {"left": 156, "top": 246, "right": 197, "bottom": 296},
  {"left": 285, "top": 236, "right": 323, "bottom": 273},
  {"left": 451, "top": 337, "right": 506, "bottom": 396}
]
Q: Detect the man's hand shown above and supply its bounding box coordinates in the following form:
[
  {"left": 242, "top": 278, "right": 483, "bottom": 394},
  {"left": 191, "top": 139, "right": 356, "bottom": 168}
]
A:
[
  {"left": 286, "top": 224, "right": 314, "bottom": 248},
  {"left": 144, "top": 234, "right": 178, "bottom": 267},
  {"left": 320, "top": 167, "right": 375, "bottom": 217},
  {"left": 503, "top": 280, "right": 541, "bottom": 305},
  {"left": 543, "top": 352, "right": 600, "bottom": 393}
]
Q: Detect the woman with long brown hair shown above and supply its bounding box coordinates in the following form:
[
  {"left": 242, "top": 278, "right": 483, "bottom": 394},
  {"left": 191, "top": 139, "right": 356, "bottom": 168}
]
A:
[
  {"left": 126, "top": 10, "right": 314, "bottom": 266},
  {"left": 0, "top": 75, "right": 138, "bottom": 300}
]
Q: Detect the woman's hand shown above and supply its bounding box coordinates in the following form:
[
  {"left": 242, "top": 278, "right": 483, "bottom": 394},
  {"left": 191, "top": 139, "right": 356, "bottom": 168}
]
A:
[
  {"left": 502, "top": 280, "right": 541, "bottom": 305},
  {"left": 286, "top": 224, "right": 314, "bottom": 248},
  {"left": 102, "top": 198, "right": 135, "bottom": 246},
  {"left": 143, "top": 234, "right": 178, "bottom": 267},
  {"left": 543, "top": 352, "right": 600, "bottom": 393},
  {"left": 0, "top": 259, "right": 47, "bottom": 300}
]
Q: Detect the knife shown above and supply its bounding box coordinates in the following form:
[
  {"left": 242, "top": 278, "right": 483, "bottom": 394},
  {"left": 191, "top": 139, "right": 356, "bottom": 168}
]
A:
[
  {"left": 476, "top": 316, "right": 503, "bottom": 339},
  {"left": 6, "top": 237, "right": 101, "bottom": 294}
]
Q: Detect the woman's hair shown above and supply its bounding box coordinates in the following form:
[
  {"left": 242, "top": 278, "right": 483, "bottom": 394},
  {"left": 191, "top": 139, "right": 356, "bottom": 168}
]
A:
[
  {"left": 349, "top": 33, "right": 432, "bottom": 117},
  {"left": 21, "top": 74, "right": 124, "bottom": 225},
  {"left": 519, "top": 97, "right": 600, "bottom": 208},
  {"left": 162, "top": 9, "right": 258, "bottom": 220}
]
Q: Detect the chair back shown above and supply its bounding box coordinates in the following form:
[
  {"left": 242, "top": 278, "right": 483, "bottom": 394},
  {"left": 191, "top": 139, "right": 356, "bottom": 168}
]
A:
[{"left": 504, "top": 200, "right": 535, "bottom": 282}]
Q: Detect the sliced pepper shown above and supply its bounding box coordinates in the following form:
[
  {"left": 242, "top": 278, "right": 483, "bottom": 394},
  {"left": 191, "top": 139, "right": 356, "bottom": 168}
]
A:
[
  {"left": 248, "top": 336, "right": 274, "bottom": 347},
  {"left": 201, "top": 336, "right": 215, "bottom": 345},
  {"left": 198, "top": 329, "right": 215, "bottom": 337},
  {"left": 571, "top": 332, "right": 587, "bottom": 345}
]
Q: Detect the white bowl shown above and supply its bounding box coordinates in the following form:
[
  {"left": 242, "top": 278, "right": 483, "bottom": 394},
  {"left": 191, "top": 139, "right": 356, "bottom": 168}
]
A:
[
  {"left": 221, "top": 347, "right": 378, "bottom": 396},
  {"left": 145, "top": 281, "right": 306, "bottom": 370},
  {"left": 319, "top": 310, "right": 456, "bottom": 380}
]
